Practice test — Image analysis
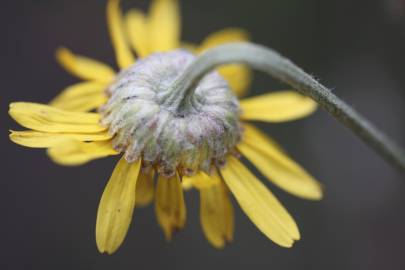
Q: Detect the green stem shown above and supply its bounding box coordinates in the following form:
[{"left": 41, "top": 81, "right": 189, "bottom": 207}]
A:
[{"left": 167, "top": 42, "right": 405, "bottom": 172}]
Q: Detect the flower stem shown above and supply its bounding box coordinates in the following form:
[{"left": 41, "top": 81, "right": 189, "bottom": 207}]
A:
[{"left": 168, "top": 42, "right": 405, "bottom": 172}]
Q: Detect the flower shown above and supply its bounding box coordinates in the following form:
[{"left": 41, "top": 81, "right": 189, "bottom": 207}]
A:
[{"left": 8, "top": 0, "right": 323, "bottom": 254}]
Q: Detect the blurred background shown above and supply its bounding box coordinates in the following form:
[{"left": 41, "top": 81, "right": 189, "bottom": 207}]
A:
[{"left": 1, "top": 0, "right": 405, "bottom": 269}]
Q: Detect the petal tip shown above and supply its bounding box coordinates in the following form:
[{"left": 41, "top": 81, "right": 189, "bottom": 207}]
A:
[
  {"left": 8, "top": 102, "right": 20, "bottom": 113},
  {"left": 276, "top": 237, "right": 297, "bottom": 248},
  {"left": 96, "top": 242, "right": 116, "bottom": 255},
  {"left": 211, "top": 241, "right": 226, "bottom": 249},
  {"left": 305, "top": 184, "right": 324, "bottom": 201},
  {"left": 55, "top": 47, "right": 70, "bottom": 62},
  {"left": 293, "top": 230, "right": 301, "bottom": 241}
]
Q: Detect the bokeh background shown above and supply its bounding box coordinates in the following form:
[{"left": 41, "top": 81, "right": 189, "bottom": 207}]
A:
[{"left": 1, "top": 0, "right": 405, "bottom": 269}]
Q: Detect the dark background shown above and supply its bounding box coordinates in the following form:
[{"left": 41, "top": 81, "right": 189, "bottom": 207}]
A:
[{"left": 1, "top": 0, "right": 405, "bottom": 269}]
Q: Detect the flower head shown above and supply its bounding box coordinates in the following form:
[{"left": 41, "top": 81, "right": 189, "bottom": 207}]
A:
[{"left": 9, "top": 0, "right": 322, "bottom": 253}]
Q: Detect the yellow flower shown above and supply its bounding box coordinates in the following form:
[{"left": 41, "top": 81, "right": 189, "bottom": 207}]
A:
[{"left": 8, "top": 0, "right": 323, "bottom": 253}]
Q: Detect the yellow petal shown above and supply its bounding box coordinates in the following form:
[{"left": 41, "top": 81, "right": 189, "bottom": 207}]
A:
[
  {"left": 49, "top": 82, "right": 108, "bottom": 112},
  {"left": 200, "top": 174, "right": 234, "bottom": 249},
  {"left": 96, "top": 157, "right": 141, "bottom": 254},
  {"left": 218, "top": 65, "right": 252, "bottom": 97},
  {"left": 221, "top": 156, "right": 300, "bottom": 248},
  {"left": 240, "top": 123, "right": 323, "bottom": 200},
  {"left": 181, "top": 177, "right": 193, "bottom": 190},
  {"left": 125, "top": 9, "right": 150, "bottom": 58},
  {"left": 9, "top": 130, "right": 112, "bottom": 148},
  {"left": 107, "top": 0, "right": 136, "bottom": 69},
  {"left": 149, "top": 0, "right": 180, "bottom": 52},
  {"left": 135, "top": 169, "right": 155, "bottom": 207},
  {"left": 47, "top": 139, "right": 118, "bottom": 166},
  {"left": 240, "top": 91, "right": 317, "bottom": 123},
  {"left": 198, "top": 28, "right": 251, "bottom": 97},
  {"left": 9, "top": 102, "right": 106, "bottom": 133},
  {"left": 182, "top": 172, "right": 220, "bottom": 190},
  {"left": 198, "top": 28, "right": 250, "bottom": 53},
  {"left": 155, "top": 173, "right": 186, "bottom": 240},
  {"left": 56, "top": 47, "right": 115, "bottom": 83}
]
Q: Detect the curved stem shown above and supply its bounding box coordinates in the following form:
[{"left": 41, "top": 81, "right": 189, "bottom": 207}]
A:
[{"left": 166, "top": 42, "right": 405, "bottom": 172}]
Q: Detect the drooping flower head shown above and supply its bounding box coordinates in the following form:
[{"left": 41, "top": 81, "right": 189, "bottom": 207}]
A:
[{"left": 9, "top": 0, "right": 323, "bottom": 254}]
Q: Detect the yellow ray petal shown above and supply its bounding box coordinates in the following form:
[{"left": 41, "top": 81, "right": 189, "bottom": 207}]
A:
[
  {"left": 240, "top": 123, "right": 323, "bottom": 200},
  {"left": 9, "top": 130, "right": 112, "bottom": 148},
  {"left": 47, "top": 140, "right": 118, "bottom": 166},
  {"left": 149, "top": 0, "right": 180, "bottom": 52},
  {"left": 125, "top": 9, "right": 150, "bottom": 58},
  {"left": 135, "top": 169, "right": 155, "bottom": 207},
  {"left": 56, "top": 47, "right": 115, "bottom": 83},
  {"left": 50, "top": 82, "right": 108, "bottom": 112},
  {"left": 181, "top": 177, "right": 193, "bottom": 190},
  {"left": 221, "top": 156, "right": 300, "bottom": 248},
  {"left": 198, "top": 28, "right": 250, "bottom": 53},
  {"left": 155, "top": 173, "right": 186, "bottom": 240},
  {"left": 218, "top": 64, "right": 252, "bottom": 97},
  {"left": 198, "top": 28, "right": 251, "bottom": 97},
  {"left": 9, "top": 102, "right": 106, "bottom": 133},
  {"left": 96, "top": 157, "right": 141, "bottom": 254},
  {"left": 107, "top": 0, "right": 135, "bottom": 69},
  {"left": 182, "top": 172, "right": 220, "bottom": 190},
  {"left": 240, "top": 91, "right": 317, "bottom": 123},
  {"left": 200, "top": 174, "right": 234, "bottom": 249}
]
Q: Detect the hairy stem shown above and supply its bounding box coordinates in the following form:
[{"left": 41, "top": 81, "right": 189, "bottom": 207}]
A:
[{"left": 166, "top": 42, "right": 405, "bottom": 172}]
